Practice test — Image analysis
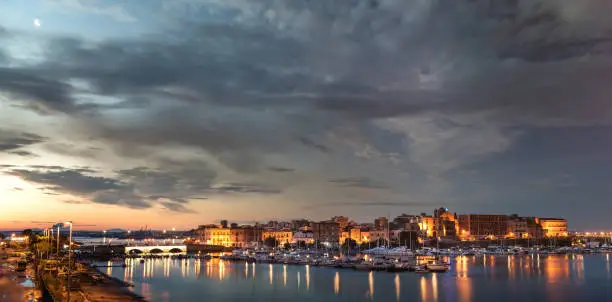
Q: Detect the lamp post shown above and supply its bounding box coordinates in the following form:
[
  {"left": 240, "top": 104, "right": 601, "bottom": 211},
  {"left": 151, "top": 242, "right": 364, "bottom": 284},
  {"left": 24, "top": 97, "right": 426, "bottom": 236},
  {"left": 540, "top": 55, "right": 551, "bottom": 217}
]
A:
[
  {"left": 56, "top": 225, "right": 60, "bottom": 256},
  {"left": 48, "top": 228, "right": 53, "bottom": 259},
  {"left": 64, "top": 221, "right": 73, "bottom": 302}
]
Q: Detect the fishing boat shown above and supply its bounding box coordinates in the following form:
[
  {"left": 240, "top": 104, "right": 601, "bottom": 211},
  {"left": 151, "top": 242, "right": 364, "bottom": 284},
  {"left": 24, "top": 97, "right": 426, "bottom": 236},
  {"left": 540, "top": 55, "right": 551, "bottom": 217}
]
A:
[
  {"left": 354, "top": 262, "right": 373, "bottom": 271},
  {"left": 426, "top": 261, "right": 450, "bottom": 272},
  {"left": 386, "top": 262, "right": 408, "bottom": 272},
  {"left": 414, "top": 265, "right": 429, "bottom": 273}
]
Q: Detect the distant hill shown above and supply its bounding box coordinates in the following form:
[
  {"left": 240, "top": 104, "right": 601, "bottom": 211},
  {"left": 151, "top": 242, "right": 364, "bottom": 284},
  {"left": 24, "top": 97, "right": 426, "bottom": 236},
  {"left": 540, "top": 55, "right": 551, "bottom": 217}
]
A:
[{"left": 106, "top": 228, "right": 126, "bottom": 234}]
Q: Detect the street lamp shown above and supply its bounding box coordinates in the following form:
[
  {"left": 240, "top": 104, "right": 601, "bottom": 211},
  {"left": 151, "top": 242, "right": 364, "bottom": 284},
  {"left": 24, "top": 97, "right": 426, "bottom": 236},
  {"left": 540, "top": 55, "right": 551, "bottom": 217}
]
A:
[
  {"left": 56, "top": 225, "right": 60, "bottom": 256},
  {"left": 64, "top": 221, "right": 73, "bottom": 302}
]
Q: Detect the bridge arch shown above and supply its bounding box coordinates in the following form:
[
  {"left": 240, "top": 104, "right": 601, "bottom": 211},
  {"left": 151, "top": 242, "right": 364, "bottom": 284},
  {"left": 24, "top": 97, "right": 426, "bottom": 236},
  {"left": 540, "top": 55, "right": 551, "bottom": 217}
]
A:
[
  {"left": 124, "top": 245, "right": 187, "bottom": 255},
  {"left": 128, "top": 249, "right": 143, "bottom": 255}
]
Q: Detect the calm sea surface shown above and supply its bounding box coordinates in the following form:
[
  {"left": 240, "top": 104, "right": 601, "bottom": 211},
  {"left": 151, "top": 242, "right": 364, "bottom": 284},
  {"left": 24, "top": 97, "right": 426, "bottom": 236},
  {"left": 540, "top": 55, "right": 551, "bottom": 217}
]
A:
[{"left": 98, "top": 254, "right": 612, "bottom": 302}]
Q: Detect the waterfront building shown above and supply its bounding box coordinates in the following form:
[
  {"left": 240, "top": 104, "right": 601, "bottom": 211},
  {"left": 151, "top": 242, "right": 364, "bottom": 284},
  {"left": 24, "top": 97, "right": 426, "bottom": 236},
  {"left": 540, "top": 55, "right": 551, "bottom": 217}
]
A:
[
  {"left": 340, "top": 231, "right": 350, "bottom": 244},
  {"left": 197, "top": 223, "right": 258, "bottom": 247},
  {"left": 332, "top": 216, "right": 349, "bottom": 230},
  {"left": 312, "top": 221, "right": 339, "bottom": 246},
  {"left": 393, "top": 214, "right": 421, "bottom": 232},
  {"left": 374, "top": 217, "right": 388, "bottom": 229},
  {"left": 349, "top": 227, "right": 370, "bottom": 244},
  {"left": 291, "top": 219, "right": 311, "bottom": 231},
  {"left": 292, "top": 231, "right": 314, "bottom": 244},
  {"left": 458, "top": 214, "right": 508, "bottom": 240},
  {"left": 369, "top": 228, "right": 388, "bottom": 243},
  {"left": 507, "top": 215, "right": 529, "bottom": 238},
  {"left": 262, "top": 230, "right": 293, "bottom": 244},
  {"left": 419, "top": 216, "right": 436, "bottom": 238},
  {"left": 203, "top": 226, "right": 232, "bottom": 247},
  {"left": 526, "top": 217, "right": 544, "bottom": 238},
  {"left": 230, "top": 226, "right": 257, "bottom": 248},
  {"left": 536, "top": 218, "right": 568, "bottom": 237},
  {"left": 433, "top": 207, "right": 459, "bottom": 239}
]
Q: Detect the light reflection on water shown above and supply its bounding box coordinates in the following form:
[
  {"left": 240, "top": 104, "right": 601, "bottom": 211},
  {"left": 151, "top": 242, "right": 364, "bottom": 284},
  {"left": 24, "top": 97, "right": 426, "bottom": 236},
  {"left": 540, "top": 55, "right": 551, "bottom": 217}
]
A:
[
  {"left": 394, "top": 274, "right": 400, "bottom": 302},
  {"left": 97, "top": 255, "right": 612, "bottom": 301},
  {"left": 367, "top": 271, "right": 374, "bottom": 300},
  {"left": 334, "top": 271, "right": 340, "bottom": 294}
]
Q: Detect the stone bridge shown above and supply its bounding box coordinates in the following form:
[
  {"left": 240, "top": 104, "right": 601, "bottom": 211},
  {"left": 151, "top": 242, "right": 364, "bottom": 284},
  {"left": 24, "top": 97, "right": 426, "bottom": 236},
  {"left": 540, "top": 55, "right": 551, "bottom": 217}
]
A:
[{"left": 124, "top": 245, "right": 187, "bottom": 254}]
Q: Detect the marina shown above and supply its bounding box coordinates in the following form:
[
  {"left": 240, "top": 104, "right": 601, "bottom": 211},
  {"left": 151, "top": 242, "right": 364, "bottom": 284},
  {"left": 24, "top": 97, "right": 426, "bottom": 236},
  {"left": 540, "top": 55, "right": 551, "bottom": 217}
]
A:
[{"left": 96, "top": 253, "right": 612, "bottom": 301}]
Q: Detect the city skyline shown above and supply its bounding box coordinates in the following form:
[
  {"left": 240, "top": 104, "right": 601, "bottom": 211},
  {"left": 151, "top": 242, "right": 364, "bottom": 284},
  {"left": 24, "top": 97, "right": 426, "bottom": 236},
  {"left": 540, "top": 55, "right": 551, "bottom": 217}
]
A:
[{"left": 3, "top": 1, "right": 612, "bottom": 231}]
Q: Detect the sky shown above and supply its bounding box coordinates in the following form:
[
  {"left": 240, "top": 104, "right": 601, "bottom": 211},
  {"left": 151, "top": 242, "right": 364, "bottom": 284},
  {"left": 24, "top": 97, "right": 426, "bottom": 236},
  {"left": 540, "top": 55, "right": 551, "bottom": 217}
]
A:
[{"left": 1, "top": 0, "right": 612, "bottom": 231}]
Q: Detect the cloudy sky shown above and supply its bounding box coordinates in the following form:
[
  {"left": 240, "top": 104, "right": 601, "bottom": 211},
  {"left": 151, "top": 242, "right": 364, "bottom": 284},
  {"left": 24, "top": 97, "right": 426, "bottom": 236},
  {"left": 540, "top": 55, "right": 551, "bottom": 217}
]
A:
[{"left": 1, "top": 0, "right": 612, "bottom": 231}]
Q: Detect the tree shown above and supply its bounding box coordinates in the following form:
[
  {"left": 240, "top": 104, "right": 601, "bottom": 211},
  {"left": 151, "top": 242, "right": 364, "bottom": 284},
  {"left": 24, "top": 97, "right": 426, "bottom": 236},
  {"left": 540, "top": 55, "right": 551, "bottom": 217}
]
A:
[
  {"left": 283, "top": 242, "right": 291, "bottom": 250},
  {"left": 341, "top": 238, "right": 357, "bottom": 250},
  {"left": 0, "top": 233, "right": 5, "bottom": 240},
  {"left": 264, "top": 237, "right": 279, "bottom": 248},
  {"left": 296, "top": 241, "right": 306, "bottom": 249},
  {"left": 21, "top": 229, "right": 33, "bottom": 237}
]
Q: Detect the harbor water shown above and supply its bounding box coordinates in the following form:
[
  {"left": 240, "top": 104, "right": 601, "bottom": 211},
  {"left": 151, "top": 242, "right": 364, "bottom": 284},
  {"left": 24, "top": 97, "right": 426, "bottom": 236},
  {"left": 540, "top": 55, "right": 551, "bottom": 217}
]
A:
[{"left": 97, "top": 254, "right": 612, "bottom": 301}]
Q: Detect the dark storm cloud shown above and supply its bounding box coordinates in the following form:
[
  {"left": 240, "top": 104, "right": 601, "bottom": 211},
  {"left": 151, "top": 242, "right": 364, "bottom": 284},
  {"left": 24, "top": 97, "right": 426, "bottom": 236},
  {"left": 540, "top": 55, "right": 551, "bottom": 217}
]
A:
[
  {"left": 0, "top": 2, "right": 610, "bottom": 121},
  {"left": 0, "top": 49, "right": 7, "bottom": 64},
  {"left": 92, "top": 190, "right": 150, "bottom": 209},
  {"left": 1, "top": 1, "right": 610, "bottom": 151},
  {"left": 160, "top": 202, "right": 197, "bottom": 214},
  {"left": 8, "top": 168, "right": 125, "bottom": 194},
  {"left": 2, "top": 1, "right": 612, "bottom": 225},
  {"left": 44, "top": 143, "right": 101, "bottom": 158},
  {"left": 5, "top": 163, "right": 211, "bottom": 211},
  {"left": 0, "top": 130, "right": 46, "bottom": 151},
  {"left": 147, "top": 196, "right": 188, "bottom": 204},
  {"left": 267, "top": 166, "right": 295, "bottom": 173},
  {"left": 27, "top": 165, "right": 66, "bottom": 170},
  {"left": 116, "top": 159, "right": 217, "bottom": 194},
  {"left": 303, "top": 201, "right": 431, "bottom": 210},
  {"left": 214, "top": 183, "right": 282, "bottom": 194},
  {"left": 328, "top": 177, "right": 389, "bottom": 189},
  {"left": 0, "top": 68, "right": 76, "bottom": 113},
  {"left": 9, "top": 150, "right": 38, "bottom": 157},
  {"left": 296, "top": 137, "right": 331, "bottom": 154}
]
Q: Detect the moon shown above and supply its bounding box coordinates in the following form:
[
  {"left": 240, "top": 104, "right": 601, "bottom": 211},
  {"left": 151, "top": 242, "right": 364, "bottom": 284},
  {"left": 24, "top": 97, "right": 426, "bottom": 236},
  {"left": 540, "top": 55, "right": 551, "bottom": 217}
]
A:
[{"left": 33, "top": 18, "right": 41, "bottom": 28}]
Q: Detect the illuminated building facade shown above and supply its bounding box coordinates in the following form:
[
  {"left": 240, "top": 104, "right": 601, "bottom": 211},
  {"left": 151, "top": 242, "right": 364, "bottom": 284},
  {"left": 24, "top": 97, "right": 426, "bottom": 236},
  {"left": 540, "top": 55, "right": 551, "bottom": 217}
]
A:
[
  {"left": 340, "top": 231, "right": 350, "bottom": 244},
  {"left": 458, "top": 214, "right": 508, "bottom": 240},
  {"left": 393, "top": 214, "right": 421, "bottom": 232},
  {"left": 292, "top": 231, "right": 314, "bottom": 244},
  {"left": 507, "top": 217, "right": 529, "bottom": 238},
  {"left": 203, "top": 226, "right": 232, "bottom": 247},
  {"left": 197, "top": 224, "right": 258, "bottom": 247},
  {"left": 369, "top": 229, "right": 388, "bottom": 243},
  {"left": 312, "top": 221, "right": 339, "bottom": 245},
  {"left": 262, "top": 230, "right": 293, "bottom": 244},
  {"left": 230, "top": 227, "right": 257, "bottom": 248},
  {"left": 536, "top": 218, "right": 568, "bottom": 237},
  {"left": 434, "top": 208, "right": 459, "bottom": 239},
  {"left": 419, "top": 216, "right": 436, "bottom": 238}
]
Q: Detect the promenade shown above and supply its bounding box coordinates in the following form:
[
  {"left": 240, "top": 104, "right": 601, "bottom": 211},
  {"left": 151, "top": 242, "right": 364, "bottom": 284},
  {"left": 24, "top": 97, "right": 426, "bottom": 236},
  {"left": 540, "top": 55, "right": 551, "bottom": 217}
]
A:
[{"left": 0, "top": 245, "right": 42, "bottom": 301}]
